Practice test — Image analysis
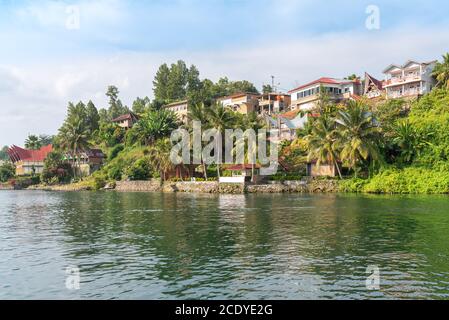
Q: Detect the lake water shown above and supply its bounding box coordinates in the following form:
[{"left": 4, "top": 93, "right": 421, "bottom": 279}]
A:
[{"left": 1, "top": 190, "right": 449, "bottom": 300}]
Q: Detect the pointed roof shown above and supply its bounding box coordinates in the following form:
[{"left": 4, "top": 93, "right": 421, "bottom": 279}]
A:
[
  {"left": 112, "top": 112, "right": 139, "bottom": 123},
  {"left": 364, "top": 72, "right": 384, "bottom": 96},
  {"left": 7, "top": 145, "right": 53, "bottom": 163}
]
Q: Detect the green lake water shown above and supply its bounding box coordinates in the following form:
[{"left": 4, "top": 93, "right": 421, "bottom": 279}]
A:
[{"left": 1, "top": 190, "right": 449, "bottom": 299}]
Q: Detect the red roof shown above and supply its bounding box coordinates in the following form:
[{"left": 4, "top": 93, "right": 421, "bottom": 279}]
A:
[
  {"left": 112, "top": 112, "right": 139, "bottom": 123},
  {"left": 8, "top": 145, "right": 53, "bottom": 163},
  {"left": 288, "top": 77, "right": 360, "bottom": 94}
]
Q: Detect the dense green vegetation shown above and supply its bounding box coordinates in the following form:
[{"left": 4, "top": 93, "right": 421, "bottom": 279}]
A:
[
  {"left": 5, "top": 55, "right": 449, "bottom": 194},
  {"left": 335, "top": 88, "right": 449, "bottom": 193}
]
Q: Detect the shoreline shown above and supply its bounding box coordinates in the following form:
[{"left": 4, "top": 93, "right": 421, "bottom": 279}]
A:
[{"left": 24, "top": 179, "right": 340, "bottom": 194}]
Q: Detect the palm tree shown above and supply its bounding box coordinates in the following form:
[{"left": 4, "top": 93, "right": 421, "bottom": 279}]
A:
[
  {"left": 25, "top": 135, "right": 42, "bottom": 150},
  {"left": 305, "top": 117, "right": 343, "bottom": 179},
  {"left": 206, "top": 103, "right": 235, "bottom": 178},
  {"left": 135, "top": 109, "right": 179, "bottom": 146},
  {"left": 187, "top": 103, "right": 210, "bottom": 179},
  {"left": 147, "top": 138, "right": 174, "bottom": 182},
  {"left": 392, "top": 119, "right": 433, "bottom": 164},
  {"left": 335, "top": 100, "right": 381, "bottom": 177},
  {"left": 57, "top": 117, "right": 90, "bottom": 179},
  {"left": 432, "top": 53, "right": 449, "bottom": 89},
  {"left": 242, "top": 112, "right": 264, "bottom": 182}
]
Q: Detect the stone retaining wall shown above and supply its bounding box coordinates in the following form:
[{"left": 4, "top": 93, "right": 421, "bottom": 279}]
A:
[{"left": 114, "top": 180, "right": 339, "bottom": 194}]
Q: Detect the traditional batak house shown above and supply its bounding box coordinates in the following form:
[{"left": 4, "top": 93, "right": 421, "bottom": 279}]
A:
[
  {"left": 217, "top": 92, "right": 261, "bottom": 115},
  {"left": 112, "top": 112, "right": 140, "bottom": 129},
  {"left": 7, "top": 144, "right": 53, "bottom": 176},
  {"left": 383, "top": 60, "right": 437, "bottom": 99},
  {"left": 164, "top": 100, "right": 189, "bottom": 123},
  {"left": 363, "top": 72, "right": 385, "bottom": 99},
  {"left": 288, "top": 77, "right": 363, "bottom": 111}
]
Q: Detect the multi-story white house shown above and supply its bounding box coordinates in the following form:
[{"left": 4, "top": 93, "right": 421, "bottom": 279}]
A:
[
  {"left": 383, "top": 60, "right": 437, "bottom": 99},
  {"left": 288, "top": 77, "right": 362, "bottom": 111}
]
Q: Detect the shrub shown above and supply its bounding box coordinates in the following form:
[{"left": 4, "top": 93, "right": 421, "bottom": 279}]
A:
[
  {"left": 0, "top": 162, "right": 15, "bottom": 182},
  {"left": 362, "top": 166, "right": 449, "bottom": 194},
  {"left": 108, "top": 144, "right": 125, "bottom": 161},
  {"left": 126, "top": 157, "right": 152, "bottom": 181}
]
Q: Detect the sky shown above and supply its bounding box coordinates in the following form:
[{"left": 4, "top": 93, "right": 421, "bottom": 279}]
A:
[{"left": 1, "top": 0, "right": 449, "bottom": 147}]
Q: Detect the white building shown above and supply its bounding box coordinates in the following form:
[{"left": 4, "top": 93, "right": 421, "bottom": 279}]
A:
[
  {"left": 383, "top": 60, "right": 437, "bottom": 99},
  {"left": 288, "top": 77, "right": 362, "bottom": 111}
]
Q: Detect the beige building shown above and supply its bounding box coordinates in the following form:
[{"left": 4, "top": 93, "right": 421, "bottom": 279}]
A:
[
  {"left": 164, "top": 100, "right": 189, "bottom": 123},
  {"left": 288, "top": 77, "right": 362, "bottom": 111},
  {"left": 258, "top": 93, "right": 291, "bottom": 115},
  {"left": 112, "top": 112, "right": 139, "bottom": 129},
  {"left": 217, "top": 92, "right": 260, "bottom": 115}
]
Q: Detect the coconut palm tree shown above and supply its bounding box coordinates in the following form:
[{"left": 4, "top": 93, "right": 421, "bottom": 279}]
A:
[
  {"left": 242, "top": 112, "right": 264, "bottom": 182},
  {"left": 206, "top": 103, "right": 235, "bottom": 178},
  {"left": 187, "top": 103, "right": 211, "bottom": 179},
  {"left": 335, "top": 100, "right": 381, "bottom": 177},
  {"left": 57, "top": 117, "right": 90, "bottom": 179},
  {"left": 305, "top": 117, "right": 343, "bottom": 179},
  {"left": 147, "top": 138, "right": 174, "bottom": 182},
  {"left": 25, "top": 135, "right": 42, "bottom": 150},
  {"left": 432, "top": 53, "right": 449, "bottom": 89}
]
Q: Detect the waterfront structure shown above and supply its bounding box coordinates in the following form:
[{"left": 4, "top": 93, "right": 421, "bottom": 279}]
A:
[
  {"left": 112, "top": 112, "right": 139, "bottom": 129},
  {"left": 363, "top": 72, "right": 385, "bottom": 99},
  {"left": 383, "top": 60, "right": 437, "bottom": 99},
  {"left": 63, "top": 149, "right": 105, "bottom": 176},
  {"left": 258, "top": 93, "right": 291, "bottom": 115},
  {"left": 164, "top": 100, "right": 189, "bottom": 123},
  {"left": 7, "top": 144, "right": 53, "bottom": 176},
  {"left": 306, "top": 161, "right": 338, "bottom": 177},
  {"left": 288, "top": 77, "right": 362, "bottom": 111},
  {"left": 220, "top": 164, "right": 262, "bottom": 183},
  {"left": 217, "top": 92, "right": 260, "bottom": 115}
]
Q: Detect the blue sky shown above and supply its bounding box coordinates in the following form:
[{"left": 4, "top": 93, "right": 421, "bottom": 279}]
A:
[{"left": 1, "top": 0, "right": 449, "bottom": 146}]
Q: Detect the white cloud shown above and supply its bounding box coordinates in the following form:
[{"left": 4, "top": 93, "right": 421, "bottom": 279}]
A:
[{"left": 1, "top": 24, "right": 449, "bottom": 147}]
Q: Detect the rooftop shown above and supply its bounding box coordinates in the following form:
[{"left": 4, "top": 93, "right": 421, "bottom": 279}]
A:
[{"left": 288, "top": 77, "right": 360, "bottom": 94}]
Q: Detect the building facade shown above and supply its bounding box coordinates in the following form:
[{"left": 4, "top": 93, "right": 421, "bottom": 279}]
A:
[
  {"left": 288, "top": 77, "right": 362, "bottom": 111},
  {"left": 7, "top": 144, "right": 53, "bottom": 176},
  {"left": 164, "top": 100, "right": 189, "bottom": 123},
  {"left": 217, "top": 93, "right": 260, "bottom": 115},
  {"left": 383, "top": 60, "right": 437, "bottom": 99},
  {"left": 112, "top": 112, "right": 139, "bottom": 129},
  {"left": 258, "top": 93, "right": 291, "bottom": 115}
]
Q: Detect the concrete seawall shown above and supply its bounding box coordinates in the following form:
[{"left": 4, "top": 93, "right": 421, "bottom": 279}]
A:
[{"left": 114, "top": 180, "right": 339, "bottom": 194}]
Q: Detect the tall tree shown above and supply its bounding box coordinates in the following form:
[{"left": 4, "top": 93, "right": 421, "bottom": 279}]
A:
[
  {"left": 167, "top": 60, "right": 189, "bottom": 102},
  {"left": 153, "top": 63, "right": 171, "bottom": 102},
  {"left": 432, "top": 53, "right": 449, "bottom": 89},
  {"left": 106, "top": 85, "right": 127, "bottom": 119},
  {"left": 305, "top": 117, "right": 343, "bottom": 179},
  {"left": 0, "top": 146, "right": 9, "bottom": 160},
  {"left": 262, "top": 84, "right": 273, "bottom": 94},
  {"left": 86, "top": 100, "right": 100, "bottom": 134},
  {"left": 25, "top": 135, "right": 42, "bottom": 150},
  {"left": 206, "top": 103, "right": 235, "bottom": 178},
  {"left": 132, "top": 97, "right": 150, "bottom": 114},
  {"left": 336, "top": 100, "right": 381, "bottom": 177}
]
